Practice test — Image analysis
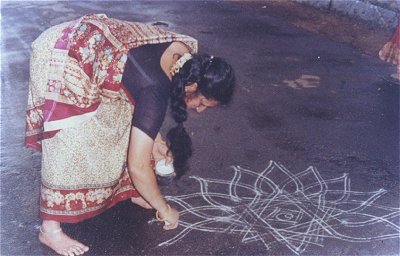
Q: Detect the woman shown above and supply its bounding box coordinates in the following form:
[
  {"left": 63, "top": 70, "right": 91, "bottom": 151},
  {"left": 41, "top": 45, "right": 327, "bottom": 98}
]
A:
[{"left": 25, "top": 14, "right": 235, "bottom": 256}]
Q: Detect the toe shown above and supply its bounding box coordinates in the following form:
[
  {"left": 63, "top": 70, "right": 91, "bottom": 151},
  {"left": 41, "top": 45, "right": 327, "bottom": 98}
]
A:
[
  {"left": 77, "top": 243, "right": 89, "bottom": 252},
  {"left": 68, "top": 249, "right": 76, "bottom": 256},
  {"left": 73, "top": 245, "right": 85, "bottom": 255},
  {"left": 59, "top": 249, "right": 70, "bottom": 256},
  {"left": 72, "top": 247, "right": 82, "bottom": 255},
  {"left": 62, "top": 247, "right": 76, "bottom": 256},
  {"left": 70, "top": 247, "right": 80, "bottom": 255}
]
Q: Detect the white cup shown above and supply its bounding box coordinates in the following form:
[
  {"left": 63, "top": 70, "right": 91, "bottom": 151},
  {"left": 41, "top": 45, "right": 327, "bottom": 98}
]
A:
[{"left": 155, "top": 159, "right": 175, "bottom": 176}]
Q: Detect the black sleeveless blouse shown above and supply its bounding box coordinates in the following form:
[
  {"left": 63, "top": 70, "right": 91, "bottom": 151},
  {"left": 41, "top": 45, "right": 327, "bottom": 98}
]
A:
[{"left": 121, "top": 43, "right": 172, "bottom": 140}]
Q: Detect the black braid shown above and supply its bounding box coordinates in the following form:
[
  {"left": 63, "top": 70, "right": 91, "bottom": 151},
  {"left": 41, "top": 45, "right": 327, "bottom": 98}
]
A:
[{"left": 167, "top": 54, "right": 235, "bottom": 178}]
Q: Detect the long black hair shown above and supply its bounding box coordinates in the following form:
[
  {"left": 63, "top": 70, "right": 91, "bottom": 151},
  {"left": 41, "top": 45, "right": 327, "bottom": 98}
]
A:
[{"left": 167, "top": 54, "right": 235, "bottom": 178}]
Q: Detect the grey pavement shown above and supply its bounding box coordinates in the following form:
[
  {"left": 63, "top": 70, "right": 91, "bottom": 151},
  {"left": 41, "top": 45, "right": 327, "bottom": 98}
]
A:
[
  {"left": 297, "top": 0, "right": 399, "bottom": 29},
  {"left": 1, "top": 1, "right": 399, "bottom": 256}
]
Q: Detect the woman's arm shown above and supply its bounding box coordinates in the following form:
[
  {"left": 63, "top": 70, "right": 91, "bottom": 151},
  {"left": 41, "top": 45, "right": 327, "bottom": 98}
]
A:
[{"left": 127, "top": 127, "right": 179, "bottom": 229}]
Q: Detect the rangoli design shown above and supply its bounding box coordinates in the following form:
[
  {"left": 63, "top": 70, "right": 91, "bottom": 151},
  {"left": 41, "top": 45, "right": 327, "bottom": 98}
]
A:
[{"left": 158, "top": 161, "right": 400, "bottom": 254}]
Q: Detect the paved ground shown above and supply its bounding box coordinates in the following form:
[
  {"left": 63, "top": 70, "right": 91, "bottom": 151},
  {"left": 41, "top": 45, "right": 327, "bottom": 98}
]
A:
[{"left": 1, "top": 1, "right": 399, "bottom": 255}]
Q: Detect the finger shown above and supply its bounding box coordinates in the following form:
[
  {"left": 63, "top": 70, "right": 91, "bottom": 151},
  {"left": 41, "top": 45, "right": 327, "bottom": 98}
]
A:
[
  {"left": 163, "top": 220, "right": 178, "bottom": 230},
  {"left": 156, "top": 147, "right": 168, "bottom": 159},
  {"left": 163, "top": 220, "right": 172, "bottom": 229},
  {"left": 168, "top": 221, "right": 179, "bottom": 230},
  {"left": 153, "top": 154, "right": 163, "bottom": 163},
  {"left": 165, "top": 155, "right": 173, "bottom": 165},
  {"left": 163, "top": 223, "right": 176, "bottom": 230}
]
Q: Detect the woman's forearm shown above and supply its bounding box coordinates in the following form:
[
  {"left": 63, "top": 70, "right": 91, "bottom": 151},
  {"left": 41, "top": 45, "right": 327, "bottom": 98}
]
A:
[
  {"left": 128, "top": 158, "right": 179, "bottom": 229},
  {"left": 127, "top": 127, "right": 169, "bottom": 214},
  {"left": 128, "top": 163, "right": 169, "bottom": 213}
]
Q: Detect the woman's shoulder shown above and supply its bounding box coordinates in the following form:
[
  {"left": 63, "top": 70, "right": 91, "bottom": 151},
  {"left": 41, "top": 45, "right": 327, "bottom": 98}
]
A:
[{"left": 169, "top": 41, "right": 191, "bottom": 55}]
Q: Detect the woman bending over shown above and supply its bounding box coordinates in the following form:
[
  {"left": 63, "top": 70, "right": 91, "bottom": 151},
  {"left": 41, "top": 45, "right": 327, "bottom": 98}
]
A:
[{"left": 25, "top": 14, "right": 235, "bottom": 256}]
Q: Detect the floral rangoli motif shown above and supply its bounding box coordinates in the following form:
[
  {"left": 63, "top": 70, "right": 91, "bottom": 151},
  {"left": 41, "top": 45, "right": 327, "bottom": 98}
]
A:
[{"left": 159, "top": 161, "right": 400, "bottom": 254}]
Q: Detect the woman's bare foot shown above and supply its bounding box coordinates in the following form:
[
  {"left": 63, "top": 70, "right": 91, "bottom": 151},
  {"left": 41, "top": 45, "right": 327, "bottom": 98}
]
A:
[
  {"left": 131, "top": 196, "right": 153, "bottom": 209},
  {"left": 39, "top": 221, "right": 89, "bottom": 256}
]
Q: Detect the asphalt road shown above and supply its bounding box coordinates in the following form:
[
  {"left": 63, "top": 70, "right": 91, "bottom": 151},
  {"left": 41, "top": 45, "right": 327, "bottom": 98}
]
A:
[{"left": 1, "top": 1, "right": 399, "bottom": 255}]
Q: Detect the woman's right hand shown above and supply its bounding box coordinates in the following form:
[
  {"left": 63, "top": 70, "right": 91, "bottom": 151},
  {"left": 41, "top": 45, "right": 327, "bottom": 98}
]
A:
[
  {"left": 158, "top": 205, "right": 179, "bottom": 230},
  {"left": 152, "top": 140, "right": 173, "bottom": 164}
]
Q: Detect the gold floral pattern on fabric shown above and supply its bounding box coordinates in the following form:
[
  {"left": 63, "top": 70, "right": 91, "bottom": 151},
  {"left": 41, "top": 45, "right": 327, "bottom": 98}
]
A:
[
  {"left": 86, "top": 188, "right": 113, "bottom": 204},
  {"left": 41, "top": 187, "right": 113, "bottom": 211},
  {"left": 40, "top": 167, "right": 139, "bottom": 221},
  {"left": 25, "top": 22, "right": 70, "bottom": 148},
  {"left": 41, "top": 98, "right": 133, "bottom": 187},
  {"left": 41, "top": 188, "right": 64, "bottom": 208},
  {"left": 39, "top": 96, "right": 137, "bottom": 222}
]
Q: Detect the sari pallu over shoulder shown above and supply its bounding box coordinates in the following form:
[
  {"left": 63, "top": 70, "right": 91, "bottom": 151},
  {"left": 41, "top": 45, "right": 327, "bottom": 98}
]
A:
[{"left": 25, "top": 14, "right": 198, "bottom": 150}]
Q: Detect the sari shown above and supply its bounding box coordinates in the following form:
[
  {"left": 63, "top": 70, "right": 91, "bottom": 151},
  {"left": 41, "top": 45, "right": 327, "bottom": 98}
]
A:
[
  {"left": 25, "top": 14, "right": 197, "bottom": 223},
  {"left": 379, "top": 23, "right": 400, "bottom": 79},
  {"left": 379, "top": 24, "right": 400, "bottom": 65}
]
